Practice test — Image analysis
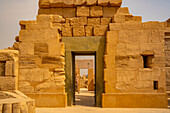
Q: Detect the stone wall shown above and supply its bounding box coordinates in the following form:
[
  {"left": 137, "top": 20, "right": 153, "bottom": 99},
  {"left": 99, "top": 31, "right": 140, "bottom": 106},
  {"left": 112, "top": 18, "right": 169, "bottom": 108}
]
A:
[
  {"left": 76, "top": 59, "right": 94, "bottom": 69},
  {"left": 0, "top": 50, "right": 19, "bottom": 91},
  {"left": 165, "top": 19, "right": 170, "bottom": 91},
  {"left": 103, "top": 7, "right": 167, "bottom": 108},
  {"left": 17, "top": 15, "right": 66, "bottom": 107}
]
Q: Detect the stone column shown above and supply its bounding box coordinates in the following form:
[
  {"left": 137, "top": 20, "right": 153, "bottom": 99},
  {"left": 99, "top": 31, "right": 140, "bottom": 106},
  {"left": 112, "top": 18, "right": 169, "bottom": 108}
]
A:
[
  {"left": 13, "top": 103, "right": 21, "bottom": 113},
  {"left": 88, "top": 69, "right": 94, "bottom": 91},
  {"left": 3, "top": 103, "right": 12, "bottom": 113}
]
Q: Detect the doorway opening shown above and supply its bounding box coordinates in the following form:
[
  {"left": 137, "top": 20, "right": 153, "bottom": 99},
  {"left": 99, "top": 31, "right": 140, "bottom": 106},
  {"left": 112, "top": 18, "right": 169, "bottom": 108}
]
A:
[{"left": 73, "top": 54, "right": 96, "bottom": 107}]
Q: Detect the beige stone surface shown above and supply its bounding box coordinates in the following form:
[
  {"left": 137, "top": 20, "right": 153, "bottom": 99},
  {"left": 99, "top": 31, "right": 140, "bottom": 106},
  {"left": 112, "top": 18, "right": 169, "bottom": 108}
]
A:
[
  {"left": 86, "top": 0, "right": 97, "bottom": 5},
  {"left": 85, "top": 26, "right": 93, "bottom": 36},
  {"left": 98, "top": 0, "right": 122, "bottom": 6},
  {"left": 117, "top": 7, "right": 129, "bottom": 14},
  {"left": 39, "top": 0, "right": 50, "bottom": 8},
  {"left": 61, "top": 24, "right": 73, "bottom": 37},
  {"left": 77, "top": 6, "right": 89, "bottom": 17},
  {"left": 87, "top": 18, "right": 100, "bottom": 26},
  {"left": 5, "top": 61, "right": 13, "bottom": 76},
  {"left": 101, "top": 18, "right": 111, "bottom": 25},
  {"left": 74, "top": 0, "right": 86, "bottom": 6},
  {"left": 52, "top": 15, "right": 65, "bottom": 23},
  {"left": 90, "top": 6, "right": 103, "bottom": 17},
  {"left": 94, "top": 25, "right": 108, "bottom": 36},
  {"left": 70, "top": 17, "right": 87, "bottom": 26},
  {"left": 103, "top": 7, "right": 118, "bottom": 18},
  {"left": 49, "top": 0, "right": 74, "bottom": 7},
  {"left": 73, "top": 26, "right": 85, "bottom": 37},
  {"left": 109, "top": 23, "right": 122, "bottom": 31}
]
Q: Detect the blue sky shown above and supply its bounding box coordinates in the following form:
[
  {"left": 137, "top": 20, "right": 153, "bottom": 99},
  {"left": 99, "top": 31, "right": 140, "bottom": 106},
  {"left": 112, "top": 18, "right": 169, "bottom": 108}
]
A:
[{"left": 0, "top": 0, "right": 169, "bottom": 49}]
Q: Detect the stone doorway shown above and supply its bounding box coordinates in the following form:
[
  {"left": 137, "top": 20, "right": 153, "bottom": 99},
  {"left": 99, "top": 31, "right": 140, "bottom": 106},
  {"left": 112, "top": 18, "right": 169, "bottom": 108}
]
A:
[
  {"left": 62, "top": 36, "right": 105, "bottom": 107},
  {"left": 74, "top": 55, "right": 95, "bottom": 107}
]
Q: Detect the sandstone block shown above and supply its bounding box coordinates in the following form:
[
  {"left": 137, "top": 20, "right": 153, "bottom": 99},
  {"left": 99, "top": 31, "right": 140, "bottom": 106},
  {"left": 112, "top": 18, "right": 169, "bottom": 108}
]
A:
[
  {"left": 94, "top": 25, "right": 108, "bottom": 36},
  {"left": 133, "top": 16, "right": 142, "bottom": 22},
  {"left": 87, "top": 18, "right": 100, "bottom": 26},
  {"left": 74, "top": 0, "right": 86, "bottom": 6},
  {"left": 109, "top": 23, "right": 121, "bottom": 31},
  {"left": 38, "top": 8, "right": 51, "bottom": 15},
  {"left": 101, "top": 18, "right": 111, "bottom": 25},
  {"left": 77, "top": 6, "right": 89, "bottom": 17},
  {"left": 0, "top": 77, "right": 16, "bottom": 90},
  {"left": 5, "top": 61, "right": 13, "bottom": 76},
  {"left": 61, "top": 24, "right": 72, "bottom": 37},
  {"left": 70, "top": 17, "right": 87, "bottom": 26},
  {"left": 52, "top": 15, "right": 65, "bottom": 23},
  {"left": 103, "top": 7, "right": 118, "bottom": 17},
  {"left": 98, "top": 0, "right": 122, "bottom": 6},
  {"left": 49, "top": 0, "right": 74, "bottom": 7},
  {"left": 117, "top": 7, "right": 129, "bottom": 14},
  {"left": 85, "top": 26, "right": 93, "bottom": 36},
  {"left": 47, "top": 40, "right": 65, "bottom": 56},
  {"left": 62, "top": 8, "right": 76, "bottom": 18},
  {"left": 39, "top": 0, "right": 50, "bottom": 8},
  {"left": 0, "top": 104, "right": 2, "bottom": 113},
  {"left": 19, "top": 55, "right": 36, "bottom": 69},
  {"left": 19, "top": 42, "right": 34, "bottom": 55},
  {"left": 73, "top": 26, "right": 85, "bottom": 37},
  {"left": 37, "top": 15, "right": 52, "bottom": 23},
  {"left": 26, "top": 23, "right": 52, "bottom": 30},
  {"left": 18, "top": 81, "right": 34, "bottom": 93},
  {"left": 112, "top": 14, "right": 125, "bottom": 23},
  {"left": 19, "top": 68, "right": 50, "bottom": 82},
  {"left": 86, "top": 0, "right": 97, "bottom": 5},
  {"left": 142, "top": 21, "right": 166, "bottom": 30},
  {"left": 122, "top": 21, "right": 142, "bottom": 30},
  {"left": 90, "top": 6, "right": 103, "bottom": 17},
  {"left": 34, "top": 43, "right": 49, "bottom": 55},
  {"left": 50, "top": 8, "right": 63, "bottom": 15},
  {"left": 109, "top": 0, "right": 122, "bottom": 6}
]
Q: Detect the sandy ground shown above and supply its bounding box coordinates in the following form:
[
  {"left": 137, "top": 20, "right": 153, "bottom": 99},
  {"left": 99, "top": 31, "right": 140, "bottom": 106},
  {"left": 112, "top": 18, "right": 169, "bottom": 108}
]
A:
[{"left": 36, "top": 88, "right": 170, "bottom": 113}]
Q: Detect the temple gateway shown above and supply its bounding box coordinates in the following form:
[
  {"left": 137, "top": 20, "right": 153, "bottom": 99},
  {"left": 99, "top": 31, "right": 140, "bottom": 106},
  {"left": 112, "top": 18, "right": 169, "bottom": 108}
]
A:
[{"left": 0, "top": 0, "right": 170, "bottom": 111}]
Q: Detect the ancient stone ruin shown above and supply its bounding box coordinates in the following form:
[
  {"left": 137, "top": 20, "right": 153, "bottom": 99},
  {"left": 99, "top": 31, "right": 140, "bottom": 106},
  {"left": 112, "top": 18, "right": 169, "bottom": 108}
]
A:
[{"left": 0, "top": 0, "right": 170, "bottom": 111}]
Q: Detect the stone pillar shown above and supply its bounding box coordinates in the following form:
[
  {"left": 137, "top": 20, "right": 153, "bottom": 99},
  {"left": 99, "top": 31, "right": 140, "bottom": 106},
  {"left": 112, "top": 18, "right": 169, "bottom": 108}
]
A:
[
  {"left": 0, "top": 104, "right": 2, "bottom": 113},
  {"left": 13, "top": 103, "right": 21, "bottom": 113},
  {"left": 3, "top": 103, "right": 12, "bottom": 113},
  {"left": 88, "top": 69, "right": 94, "bottom": 91}
]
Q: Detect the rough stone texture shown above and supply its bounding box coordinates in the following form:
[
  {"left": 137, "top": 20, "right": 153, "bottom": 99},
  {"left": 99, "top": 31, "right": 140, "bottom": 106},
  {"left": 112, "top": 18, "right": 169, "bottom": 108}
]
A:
[
  {"left": 94, "top": 25, "right": 108, "bottom": 36},
  {"left": 85, "top": 26, "right": 93, "bottom": 36},
  {"left": 70, "top": 17, "right": 87, "bottom": 26},
  {"left": 87, "top": 18, "right": 100, "bottom": 26},
  {"left": 73, "top": 26, "right": 85, "bottom": 37},
  {"left": 90, "top": 6, "right": 103, "bottom": 17},
  {"left": 98, "top": 0, "right": 122, "bottom": 6},
  {"left": 86, "top": 0, "right": 97, "bottom": 5},
  {"left": 77, "top": 6, "right": 89, "bottom": 17},
  {"left": 103, "top": 7, "right": 118, "bottom": 17},
  {"left": 101, "top": 18, "right": 111, "bottom": 25},
  {"left": 61, "top": 24, "right": 73, "bottom": 37}
]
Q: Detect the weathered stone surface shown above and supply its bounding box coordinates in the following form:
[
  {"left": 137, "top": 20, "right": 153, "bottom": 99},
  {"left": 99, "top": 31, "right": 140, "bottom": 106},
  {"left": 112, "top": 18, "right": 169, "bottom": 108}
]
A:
[
  {"left": 3, "top": 103, "right": 12, "bottom": 113},
  {"left": 112, "top": 14, "right": 125, "bottom": 23},
  {"left": 34, "top": 43, "right": 48, "bottom": 55},
  {"left": 5, "top": 61, "right": 13, "bottom": 76},
  {"left": 37, "top": 15, "right": 52, "bottom": 23},
  {"left": 77, "top": 6, "right": 89, "bottom": 17},
  {"left": 70, "top": 17, "right": 87, "bottom": 26},
  {"left": 142, "top": 21, "right": 166, "bottom": 30},
  {"left": 62, "top": 8, "right": 76, "bottom": 18},
  {"left": 0, "top": 77, "right": 16, "bottom": 91},
  {"left": 52, "top": 15, "right": 65, "bottom": 23},
  {"left": 101, "top": 18, "right": 111, "bottom": 25},
  {"left": 117, "top": 7, "right": 129, "bottom": 14},
  {"left": 122, "top": 21, "right": 142, "bottom": 30},
  {"left": 103, "top": 7, "right": 118, "bottom": 17},
  {"left": 94, "top": 25, "right": 108, "bottom": 36},
  {"left": 98, "top": 0, "right": 122, "bottom": 6},
  {"left": 87, "top": 18, "right": 100, "bottom": 26},
  {"left": 85, "top": 26, "right": 93, "bottom": 36},
  {"left": 109, "top": 23, "right": 122, "bottom": 31},
  {"left": 73, "top": 26, "right": 85, "bottom": 37},
  {"left": 86, "top": 0, "right": 97, "bottom": 5},
  {"left": 39, "top": 0, "right": 50, "bottom": 8},
  {"left": 90, "top": 6, "right": 103, "bottom": 17},
  {"left": 74, "top": 0, "right": 86, "bottom": 6},
  {"left": 61, "top": 24, "right": 72, "bottom": 37},
  {"left": 49, "top": 0, "right": 74, "bottom": 7}
]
